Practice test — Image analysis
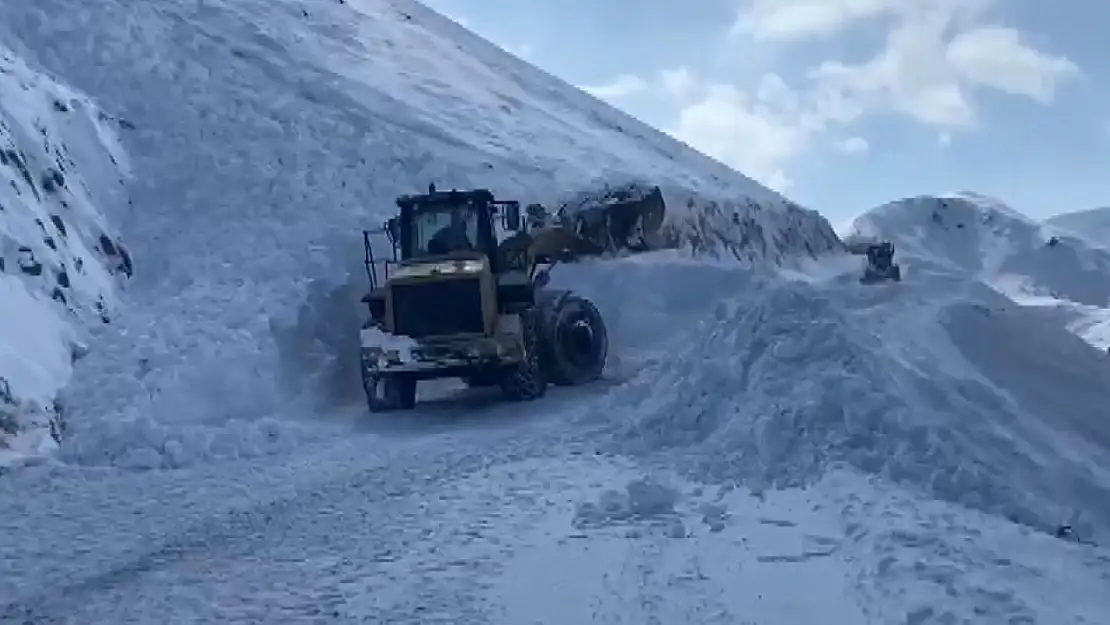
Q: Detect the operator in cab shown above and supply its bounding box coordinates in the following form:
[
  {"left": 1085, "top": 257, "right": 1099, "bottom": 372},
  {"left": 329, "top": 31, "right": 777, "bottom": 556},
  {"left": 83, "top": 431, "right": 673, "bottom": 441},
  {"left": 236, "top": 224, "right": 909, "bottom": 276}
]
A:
[{"left": 427, "top": 207, "right": 476, "bottom": 255}]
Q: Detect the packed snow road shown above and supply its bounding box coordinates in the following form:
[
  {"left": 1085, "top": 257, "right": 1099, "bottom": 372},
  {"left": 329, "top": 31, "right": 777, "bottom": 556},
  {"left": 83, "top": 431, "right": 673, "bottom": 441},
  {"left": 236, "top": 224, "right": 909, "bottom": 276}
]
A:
[
  {"left": 4, "top": 427, "right": 1106, "bottom": 625},
  {"left": 0, "top": 402, "right": 584, "bottom": 624}
]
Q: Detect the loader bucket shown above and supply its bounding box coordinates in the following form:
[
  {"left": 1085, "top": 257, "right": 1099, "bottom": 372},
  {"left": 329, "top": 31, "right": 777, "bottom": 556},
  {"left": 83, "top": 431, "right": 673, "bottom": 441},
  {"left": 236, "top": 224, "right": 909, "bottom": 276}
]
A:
[
  {"left": 618, "top": 185, "right": 667, "bottom": 251},
  {"left": 559, "top": 185, "right": 668, "bottom": 254},
  {"left": 528, "top": 225, "right": 607, "bottom": 261}
]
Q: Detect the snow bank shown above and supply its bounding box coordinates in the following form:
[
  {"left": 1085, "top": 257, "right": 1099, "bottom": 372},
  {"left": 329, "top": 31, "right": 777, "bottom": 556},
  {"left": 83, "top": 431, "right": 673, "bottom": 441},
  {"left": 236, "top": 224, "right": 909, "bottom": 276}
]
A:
[
  {"left": 1046, "top": 206, "right": 1110, "bottom": 249},
  {"left": 0, "top": 0, "right": 845, "bottom": 467},
  {"left": 597, "top": 264, "right": 1110, "bottom": 543},
  {"left": 0, "top": 43, "right": 131, "bottom": 465}
]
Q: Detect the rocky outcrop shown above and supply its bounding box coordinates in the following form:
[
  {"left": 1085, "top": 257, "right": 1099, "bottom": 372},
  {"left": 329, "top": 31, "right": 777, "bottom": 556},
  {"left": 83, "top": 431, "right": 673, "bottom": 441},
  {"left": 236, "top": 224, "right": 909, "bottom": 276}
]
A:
[{"left": 0, "top": 43, "right": 131, "bottom": 464}]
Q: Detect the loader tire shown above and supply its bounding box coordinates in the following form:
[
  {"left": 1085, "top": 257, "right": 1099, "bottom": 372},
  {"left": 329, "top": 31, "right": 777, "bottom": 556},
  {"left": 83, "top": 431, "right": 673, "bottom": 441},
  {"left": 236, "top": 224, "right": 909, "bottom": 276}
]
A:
[
  {"left": 500, "top": 309, "right": 547, "bottom": 401},
  {"left": 463, "top": 370, "right": 499, "bottom": 388},
  {"left": 545, "top": 294, "right": 607, "bottom": 386},
  {"left": 363, "top": 372, "right": 417, "bottom": 412}
]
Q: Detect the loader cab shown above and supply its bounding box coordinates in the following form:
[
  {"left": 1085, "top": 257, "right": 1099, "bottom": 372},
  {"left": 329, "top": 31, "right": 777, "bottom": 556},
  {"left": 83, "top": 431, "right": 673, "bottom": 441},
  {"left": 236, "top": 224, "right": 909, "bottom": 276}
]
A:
[
  {"left": 361, "top": 185, "right": 529, "bottom": 333},
  {"left": 394, "top": 185, "right": 522, "bottom": 265},
  {"left": 866, "top": 241, "right": 895, "bottom": 270}
]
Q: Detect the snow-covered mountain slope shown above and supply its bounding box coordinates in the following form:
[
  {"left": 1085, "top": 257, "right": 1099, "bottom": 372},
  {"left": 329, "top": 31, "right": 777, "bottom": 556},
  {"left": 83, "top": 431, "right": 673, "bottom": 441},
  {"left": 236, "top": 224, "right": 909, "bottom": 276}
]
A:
[
  {"left": 1046, "top": 206, "right": 1110, "bottom": 248},
  {"left": 0, "top": 0, "right": 840, "bottom": 465},
  {"left": 0, "top": 43, "right": 132, "bottom": 465},
  {"left": 847, "top": 192, "right": 1110, "bottom": 349}
]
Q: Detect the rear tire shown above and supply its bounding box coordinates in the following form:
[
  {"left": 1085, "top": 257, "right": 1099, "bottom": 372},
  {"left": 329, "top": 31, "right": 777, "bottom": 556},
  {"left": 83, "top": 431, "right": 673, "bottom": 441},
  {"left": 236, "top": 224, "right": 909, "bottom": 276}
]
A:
[
  {"left": 545, "top": 294, "right": 608, "bottom": 386},
  {"left": 500, "top": 309, "right": 547, "bottom": 401},
  {"left": 363, "top": 372, "right": 417, "bottom": 412}
]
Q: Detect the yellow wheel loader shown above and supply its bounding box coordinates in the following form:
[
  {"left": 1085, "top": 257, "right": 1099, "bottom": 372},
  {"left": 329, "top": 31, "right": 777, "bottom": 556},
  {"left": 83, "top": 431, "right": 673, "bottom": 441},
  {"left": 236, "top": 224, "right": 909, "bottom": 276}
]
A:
[{"left": 358, "top": 184, "right": 619, "bottom": 412}]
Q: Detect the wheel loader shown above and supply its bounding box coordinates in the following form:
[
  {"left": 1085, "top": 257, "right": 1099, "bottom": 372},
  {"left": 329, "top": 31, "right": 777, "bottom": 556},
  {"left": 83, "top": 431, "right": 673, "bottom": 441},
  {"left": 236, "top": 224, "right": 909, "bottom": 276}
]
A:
[
  {"left": 358, "top": 184, "right": 617, "bottom": 412},
  {"left": 845, "top": 237, "right": 901, "bottom": 284},
  {"left": 859, "top": 241, "right": 901, "bottom": 284}
]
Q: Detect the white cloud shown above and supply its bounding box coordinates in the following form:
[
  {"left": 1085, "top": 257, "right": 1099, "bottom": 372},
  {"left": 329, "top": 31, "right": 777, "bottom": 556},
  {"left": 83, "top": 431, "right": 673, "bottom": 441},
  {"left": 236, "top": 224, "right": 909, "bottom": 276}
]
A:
[
  {"left": 801, "top": 2, "right": 1078, "bottom": 130},
  {"left": 836, "top": 136, "right": 869, "bottom": 153},
  {"left": 665, "top": 75, "right": 824, "bottom": 191},
  {"left": 946, "top": 26, "right": 1079, "bottom": 102},
  {"left": 582, "top": 1, "right": 1079, "bottom": 190},
  {"left": 659, "top": 67, "right": 697, "bottom": 102},
  {"left": 578, "top": 68, "right": 809, "bottom": 189},
  {"left": 732, "top": 0, "right": 895, "bottom": 42},
  {"left": 582, "top": 74, "right": 649, "bottom": 99}
]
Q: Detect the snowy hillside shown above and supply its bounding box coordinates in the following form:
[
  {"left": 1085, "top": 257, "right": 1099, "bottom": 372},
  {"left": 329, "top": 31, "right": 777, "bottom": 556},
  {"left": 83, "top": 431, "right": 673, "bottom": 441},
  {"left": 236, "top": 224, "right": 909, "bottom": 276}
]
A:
[
  {"left": 848, "top": 192, "right": 1110, "bottom": 350},
  {"left": 0, "top": 0, "right": 841, "bottom": 466},
  {"left": 1046, "top": 206, "right": 1110, "bottom": 248},
  {"left": 0, "top": 43, "right": 131, "bottom": 464}
]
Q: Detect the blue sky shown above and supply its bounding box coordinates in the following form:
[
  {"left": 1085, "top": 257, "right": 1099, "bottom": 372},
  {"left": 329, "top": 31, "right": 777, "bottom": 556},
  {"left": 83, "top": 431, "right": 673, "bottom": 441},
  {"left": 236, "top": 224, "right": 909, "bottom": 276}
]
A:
[{"left": 419, "top": 0, "right": 1107, "bottom": 224}]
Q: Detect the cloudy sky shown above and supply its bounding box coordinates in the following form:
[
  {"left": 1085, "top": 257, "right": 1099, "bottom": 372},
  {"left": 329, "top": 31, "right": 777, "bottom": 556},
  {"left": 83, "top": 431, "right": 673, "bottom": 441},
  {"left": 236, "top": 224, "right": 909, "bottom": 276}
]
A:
[{"left": 419, "top": 0, "right": 1105, "bottom": 223}]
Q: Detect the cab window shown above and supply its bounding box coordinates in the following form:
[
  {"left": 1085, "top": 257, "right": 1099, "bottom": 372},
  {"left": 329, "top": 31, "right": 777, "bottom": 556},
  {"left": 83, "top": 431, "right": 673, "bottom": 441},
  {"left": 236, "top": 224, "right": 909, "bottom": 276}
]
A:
[{"left": 410, "top": 202, "right": 480, "bottom": 257}]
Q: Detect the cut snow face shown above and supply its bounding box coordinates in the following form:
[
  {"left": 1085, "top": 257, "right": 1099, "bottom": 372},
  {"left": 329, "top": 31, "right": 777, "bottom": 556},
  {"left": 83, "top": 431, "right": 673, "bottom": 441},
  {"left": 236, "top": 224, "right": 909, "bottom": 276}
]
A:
[
  {"left": 0, "top": 44, "right": 131, "bottom": 465},
  {"left": 0, "top": 0, "right": 840, "bottom": 467}
]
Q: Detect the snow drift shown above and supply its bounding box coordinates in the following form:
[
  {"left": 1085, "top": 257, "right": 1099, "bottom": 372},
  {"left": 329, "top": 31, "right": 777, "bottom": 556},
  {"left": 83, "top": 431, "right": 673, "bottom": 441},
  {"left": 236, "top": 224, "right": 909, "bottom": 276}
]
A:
[
  {"left": 0, "top": 43, "right": 131, "bottom": 465},
  {"left": 0, "top": 0, "right": 840, "bottom": 467}
]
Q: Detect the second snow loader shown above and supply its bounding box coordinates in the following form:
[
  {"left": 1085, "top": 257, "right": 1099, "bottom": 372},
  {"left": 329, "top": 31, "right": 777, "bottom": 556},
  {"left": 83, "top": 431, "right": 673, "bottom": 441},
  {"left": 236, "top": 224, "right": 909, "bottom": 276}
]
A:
[
  {"left": 358, "top": 184, "right": 610, "bottom": 412},
  {"left": 859, "top": 241, "right": 901, "bottom": 284},
  {"left": 845, "top": 237, "right": 902, "bottom": 284}
]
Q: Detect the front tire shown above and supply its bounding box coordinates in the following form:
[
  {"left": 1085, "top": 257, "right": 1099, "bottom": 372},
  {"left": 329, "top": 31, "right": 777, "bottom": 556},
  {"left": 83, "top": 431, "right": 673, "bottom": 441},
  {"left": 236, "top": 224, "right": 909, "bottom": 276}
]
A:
[
  {"left": 363, "top": 372, "right": 417, "bottom": 412},
  {"left": 545, "top": 294, "right": 608, "bottom": 386},
  {"left": 500, "top": 309, "right": 547, "bottom": 401}
]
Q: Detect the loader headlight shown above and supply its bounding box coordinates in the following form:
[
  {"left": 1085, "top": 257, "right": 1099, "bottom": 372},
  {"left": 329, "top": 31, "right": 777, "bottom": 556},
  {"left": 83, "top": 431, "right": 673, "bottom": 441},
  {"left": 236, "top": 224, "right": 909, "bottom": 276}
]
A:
[
  {"left": 455, "top": 259, "right": 484, "bottom": 273},
  {"left": 392, "top": 259, "right": 486, "bottom": 278}
]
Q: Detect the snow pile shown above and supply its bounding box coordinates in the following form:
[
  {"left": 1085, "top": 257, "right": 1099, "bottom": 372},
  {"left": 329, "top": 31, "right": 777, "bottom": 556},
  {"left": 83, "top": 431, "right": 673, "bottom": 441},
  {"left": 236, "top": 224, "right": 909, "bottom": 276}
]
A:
[
  {"left": 656, "top": 187, "right": 842, "bottom": 264},
  {"left": 0, "top": 0, "right": 844, "bottom": 468},
  {"left": 599, "top": 261, "right": 1110, "bottom": 544},
  {"left": 555, "top": 179, "right": 842, "bottom": 263},
  {"left": 848, "top": 192, "right": 1110, "bottom": 349},
  {"left": 1046, "top": 206, "right": 1110, "bottom": 248},
  {"left": 0, "top": 43, "right": 131, "bottom": 465}
]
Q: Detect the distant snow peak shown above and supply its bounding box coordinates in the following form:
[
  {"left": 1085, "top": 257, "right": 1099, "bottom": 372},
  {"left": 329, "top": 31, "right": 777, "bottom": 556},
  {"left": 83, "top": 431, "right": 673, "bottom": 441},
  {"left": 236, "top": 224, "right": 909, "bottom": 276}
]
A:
[
  {"left": 0, "top": 44, "right": 132, "bottom": 465},
  {"left": 1046, "top": 206, "right": 1110, "bottom": 249},
  {"left": 848, "top": 192, "right": 1110, "bottom": 350}
]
